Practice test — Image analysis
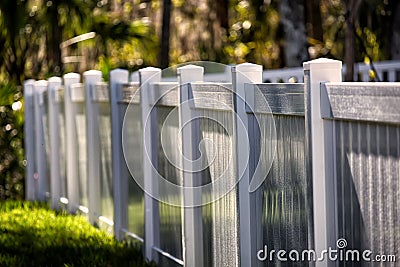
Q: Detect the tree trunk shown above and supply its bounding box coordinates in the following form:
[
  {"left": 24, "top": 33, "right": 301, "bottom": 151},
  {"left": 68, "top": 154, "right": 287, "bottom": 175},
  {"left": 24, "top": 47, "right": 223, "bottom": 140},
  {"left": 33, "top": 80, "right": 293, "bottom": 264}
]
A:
[
  {"left": 344, "top": 0, "right": 361, "bottom": 81},
  {"left": 216, "top": 0, "right": 229, "bottom": 30},
  {"left": 278, "top": 0, "right": 309, "bottom": 67},
  {"left": 305, "top": 0, "right": 323, "bottom": 44},
  {"left": 159, "top": 0, "right": 172, "bottom": 69},
  {"left": 47, "top": 1, "right": 63, "bottom": 75},
  {"left": 391, "top": 1, "right": 400, "bottom": 60}
]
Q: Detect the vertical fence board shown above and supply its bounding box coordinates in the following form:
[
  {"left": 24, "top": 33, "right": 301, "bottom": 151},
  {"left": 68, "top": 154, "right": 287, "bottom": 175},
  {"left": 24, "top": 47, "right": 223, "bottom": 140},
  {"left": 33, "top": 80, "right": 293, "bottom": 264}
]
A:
[
  {"left": 110, "top": 69, "right": 129, "bottom": 240},
  {"left": 57, "top": 87, "right": 68, "bottom": 206},
  {"left": 304, "top": 58, "right": 342, "bottom": 267},
  {"left": 84, "top": 70, "right": 103, "bottom": 225},
  {"left": 47, "top": 77, "right": 62, "bottom": 209},
  {"left": 33, "top": 80, "right": 49, "bottom": 201},
  {"left": 233, "top": 63, "right": 263, "bottom": 267},
  {"left": 178, "top": 65, "right": 204, "bottom": 267},
  {"left": 24, "top": 80, "right": 36, "bottom": 200},
  {"left": 95, "top": 82, "right": 114, "bottom": 231},
  {"left": 63, "top": 73, "right": 81, "bottom": 213},
  {"left": 125, "top": 96, "right": 145, "bottom": 242},
  {"left": 199, "top": 108, "right": 239, "bottom": 267},
  {"left": 140, "top": 67, "right": 161, "bottom": 262}
]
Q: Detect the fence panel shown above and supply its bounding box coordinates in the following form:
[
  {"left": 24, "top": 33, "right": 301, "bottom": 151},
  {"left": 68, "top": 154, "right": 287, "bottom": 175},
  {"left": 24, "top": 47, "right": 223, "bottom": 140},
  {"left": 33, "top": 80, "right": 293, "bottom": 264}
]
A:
[
  {"left": 110, "top": 68, "right": 145, "bottom": 243},
  {"left": 151, "top": 81, "right": 183, "bottom": 266},
  {"left": 321, "top": 82, "right": 400, "bottom": 267},
  {"left": 90, "top": 81, "right": 114, "bottom": 231},
  {"left": 64, "top": 78, "right": 89, "bottom": 214},
  {"left": 123, "top": 83, "right": 145, "bottom": 242},
  {"left": 191, "top": 82, "right": 239, "bottom": 267},
  {"left": 245, "top": 83, "right": 313, "bottom": 266}
]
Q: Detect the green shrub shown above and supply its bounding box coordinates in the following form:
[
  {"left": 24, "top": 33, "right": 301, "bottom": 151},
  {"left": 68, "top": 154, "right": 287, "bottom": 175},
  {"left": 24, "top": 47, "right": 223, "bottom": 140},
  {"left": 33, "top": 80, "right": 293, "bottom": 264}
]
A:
[
  {"left": 0, "top": 201, "right": 155, "bottom": 267},
  {"left": 0, "top": 83, "right": 25, "bottom": 200}
]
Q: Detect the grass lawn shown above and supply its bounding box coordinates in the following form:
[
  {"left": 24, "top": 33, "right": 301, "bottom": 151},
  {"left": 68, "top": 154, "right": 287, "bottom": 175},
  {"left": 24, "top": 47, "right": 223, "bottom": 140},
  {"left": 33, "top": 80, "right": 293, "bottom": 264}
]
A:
[{"left": 0, "top": 200, "right": 155, "bottom": 267}]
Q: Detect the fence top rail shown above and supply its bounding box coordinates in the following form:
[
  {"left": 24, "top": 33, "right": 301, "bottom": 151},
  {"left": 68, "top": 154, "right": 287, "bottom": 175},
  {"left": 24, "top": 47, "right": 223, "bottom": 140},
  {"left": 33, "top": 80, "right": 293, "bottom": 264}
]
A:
[
  {"left": 39, "top": 90, "right": 48, "bottom": 107},
  {"left": 188, "top": 82, "right": 233, "bottom": 111},
  {"left": 54, "top": 86, "right": 64, "bottom": 103},
  {"left": 152, "top": 82, "right": 179, "bottom": 107},
  {"left": 120, "top": 82, "right": 140, "bottom": 104},
  {"left": 70, "top": 83, "right": 85, "bottom": 103},
  {"left": 245, "top": 83, "right": 305, "bottom": 116},
  {"left": 321, "top": 82, "right": 400, "bottom": 124},
  {"left": 93, "top": 82, "right": 109, "bottom": 102}
]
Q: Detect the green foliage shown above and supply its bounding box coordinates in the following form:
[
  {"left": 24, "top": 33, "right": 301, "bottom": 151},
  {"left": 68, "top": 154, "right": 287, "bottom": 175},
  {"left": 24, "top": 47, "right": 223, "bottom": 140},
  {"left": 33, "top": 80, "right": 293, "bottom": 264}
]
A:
[
  {"left": 0, "top": 201, "right": 155, "bottom": 267},
  {"left": 0, "top": 83, "right": 24, "bottom": 200},
  {"left": 92, "top": 15, "right": 158, "bottom": 76},
  {"left": 224, "top": 0, "right": 282, "bottom": 68},
  {"left": 0, "top": 0, "right": 32, "bottom": 84}
]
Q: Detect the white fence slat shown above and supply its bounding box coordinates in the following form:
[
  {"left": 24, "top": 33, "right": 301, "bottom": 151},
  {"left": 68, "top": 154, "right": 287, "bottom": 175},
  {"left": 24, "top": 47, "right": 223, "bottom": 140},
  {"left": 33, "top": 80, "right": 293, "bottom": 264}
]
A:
[
  {"left": 232, "top": 63, "right": 263, "bottom": 267},
  {"left": 48, "top": 77, "right": 62, "bottom": 209},
  {"left": 177, "top": 65, "right": 204, "bottom": 267},
  {"left": 33, "top": 80, "right": 49, "bottom": 201},
  {"left": 110, "top": 69, "right": 129, "bottom": 241},
  {"left": 139, "top": 67, "right": 161, "bottom": 262},
  {"left": 304, "top": 58, "right": 342, "bottom": 267},
  {"left": 83, "top": 70, "right": 103, "bottom": 225},
  {"left": 63, "top": 73, "right": 81, "bottom": 213},
  {"left": 24, "top": 79, "right": 36, "bottom": 201}
]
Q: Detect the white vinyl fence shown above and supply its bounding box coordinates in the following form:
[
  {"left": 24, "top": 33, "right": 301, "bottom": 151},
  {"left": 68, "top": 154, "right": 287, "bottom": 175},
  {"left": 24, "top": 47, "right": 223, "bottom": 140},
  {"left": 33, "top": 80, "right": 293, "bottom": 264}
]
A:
[{"left": 24, "top": 59, "right": 399, "bottom": 267}]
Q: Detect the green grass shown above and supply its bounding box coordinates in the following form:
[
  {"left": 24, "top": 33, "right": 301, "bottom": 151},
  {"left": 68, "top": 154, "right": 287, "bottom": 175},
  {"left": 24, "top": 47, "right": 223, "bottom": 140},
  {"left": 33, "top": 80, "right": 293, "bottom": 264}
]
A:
[{"left": 0, "top": 201, "right": 155, "bottom": 267}]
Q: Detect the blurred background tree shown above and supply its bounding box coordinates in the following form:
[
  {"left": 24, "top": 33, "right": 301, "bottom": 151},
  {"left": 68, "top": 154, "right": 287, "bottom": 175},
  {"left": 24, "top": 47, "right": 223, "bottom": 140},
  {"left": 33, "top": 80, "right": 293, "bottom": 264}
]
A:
[{"left": 0, "top": 0, "right": 398, "bottom": 199}]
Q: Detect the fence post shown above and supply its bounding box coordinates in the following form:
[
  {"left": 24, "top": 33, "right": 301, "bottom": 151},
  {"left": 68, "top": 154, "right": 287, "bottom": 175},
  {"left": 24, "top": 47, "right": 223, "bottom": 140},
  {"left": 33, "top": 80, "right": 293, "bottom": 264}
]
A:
[
  {"left": 303, "top": 58, "right": 342, "bottom": 267},
  {"left": 63, "top": 73, "right": 81, "bottom": 213},
  {"left": 33, "top": 80, "right": 49, "bottom": 201},
  {"left": 232, "top": 63, "right": 263, "bottom": 267},
  {"left": 139, "top": 67, "right": 161, "bottom": 262},
  {"left": 177, "top": 65, "right": 204, "bottom": 267},
  {"left": 83, "top": 70, "right": 103, "bottom": 225},
  {"left": 24, "top": 79, "right": 36, "bottom": 201},
  {"left": 110, "top": 69, "right": 129, "bottom": 241},
  {"left": 48, "top": 77, "right": 62, "bottom": 209}
]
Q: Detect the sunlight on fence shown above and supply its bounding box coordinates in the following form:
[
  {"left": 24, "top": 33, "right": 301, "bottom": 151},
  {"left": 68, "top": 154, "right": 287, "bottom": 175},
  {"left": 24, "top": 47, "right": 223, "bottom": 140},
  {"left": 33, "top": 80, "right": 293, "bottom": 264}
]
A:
[{"left": 24, "top": 59, "right": 400, "bottom": 267}]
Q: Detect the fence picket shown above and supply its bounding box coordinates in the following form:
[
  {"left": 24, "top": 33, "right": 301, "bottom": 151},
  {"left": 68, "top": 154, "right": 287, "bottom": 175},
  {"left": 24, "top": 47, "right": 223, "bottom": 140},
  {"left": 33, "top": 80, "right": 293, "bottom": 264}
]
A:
[
  {"left": 304, "top": 58, "right": 342, "bottom": 267},
  {"left": 33, "top": 80, "right": 49, "bottom": 201},
  {"left": 177, "top": 65, "right": 204, "bottom": 267},
  {"left": 47, "top": 77, "right": 62, "bottom": 209},
  {"left": 23, "top": 79, "right": 36, "bottom": 201},
  {"left": 63, "top": 73, "right": 81, "bottom": 213},
  {"left": 139, "top": 67, "right": 162, "bottom": 262},
  {"left": 110, "top": 69, "right": 129, "bottom": 241},
  {"left": 232, "top": 63, "right": 263, "bottom": 267}
]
